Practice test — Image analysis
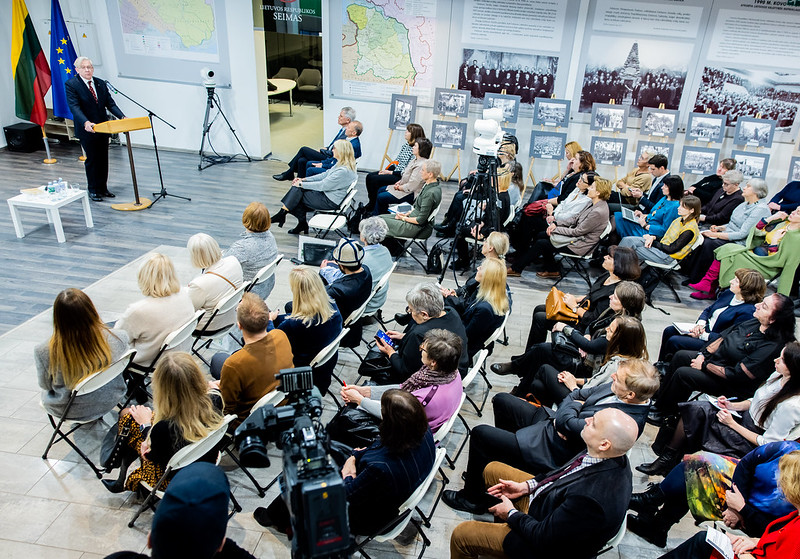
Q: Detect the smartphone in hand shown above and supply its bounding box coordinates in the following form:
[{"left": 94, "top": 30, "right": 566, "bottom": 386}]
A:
[{"left": 375, "top": 329, "right": 394, "bottom": 348}]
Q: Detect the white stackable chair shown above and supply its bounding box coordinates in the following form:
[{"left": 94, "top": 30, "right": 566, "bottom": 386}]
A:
[
  {"left": 554, "top": 222, "right": 613, "bottom": 289},
  {"left": 645, "top": 234, "right": 704, "bottom": 313},
  {"left": 308, "top": 181, "right": 358, "bottom": 239},
  {"left": 391, "top": 201, "right": 443, "bottom": 272},
  {"left": 190, "top": 284, "right": 248, "bottom": 365},
  {"left": 245, "top": 254, "right": 284, "bottom": 295}
]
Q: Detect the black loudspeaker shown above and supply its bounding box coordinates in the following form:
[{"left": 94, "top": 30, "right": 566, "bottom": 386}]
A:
[{"left": 4, "top": 122, "right": 41, "bottom": 152}]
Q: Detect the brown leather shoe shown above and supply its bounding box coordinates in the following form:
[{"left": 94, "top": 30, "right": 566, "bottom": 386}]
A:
[
  {"left": 507, "top": 267, "right": 521, "bottom": 278},
  {"left": 536, "top": 270, "right": 561, "bottom": 279}
]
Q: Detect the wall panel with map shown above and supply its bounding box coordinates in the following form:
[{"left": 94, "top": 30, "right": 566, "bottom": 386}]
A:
[{"left": 105, "top": 0, "right": 232, "bottom": 87}]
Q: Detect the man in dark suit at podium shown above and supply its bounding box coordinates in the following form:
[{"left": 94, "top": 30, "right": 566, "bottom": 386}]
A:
[{"left": 66, "top": 56, "right": 125, "bottom": 201}]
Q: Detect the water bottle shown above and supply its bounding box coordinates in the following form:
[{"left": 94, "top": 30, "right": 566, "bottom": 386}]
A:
[{"left": 47, "top": 181, "right": 56, "bottom": 196}]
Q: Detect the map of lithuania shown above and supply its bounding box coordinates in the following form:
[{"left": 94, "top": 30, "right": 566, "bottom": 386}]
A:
[
  {"left": 119, "top": 0, "right": 218, "bottom": 58},
  {"left": 342, "top": 0, "right": 435, "bottom": 100}
]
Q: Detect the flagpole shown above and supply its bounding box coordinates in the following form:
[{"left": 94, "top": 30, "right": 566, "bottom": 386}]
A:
[{"left": 41, "top": 126, "right": 56, "bottom": 164}]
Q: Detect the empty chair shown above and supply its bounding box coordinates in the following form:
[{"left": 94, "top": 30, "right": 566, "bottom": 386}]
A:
[{"left": 296, "top": 68, "right": 322, "bottom": 105}]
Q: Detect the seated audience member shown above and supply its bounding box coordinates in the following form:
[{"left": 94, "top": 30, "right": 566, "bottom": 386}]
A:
[
  {"left": 548, "top": 149, "right": 596, "bottom": 208},
  {"left": 224, "top": 202, "right": 278, "bottom": 300},
  {"left": 628, "top": 441, "right": 800, "bottom": 549},
  {"left": 370, "top": 282, "right": 469, "bottom": 384},
  {"left": 101, "top": 352, "right": 224, "bottom": 494},
  {"left": 272, "top": 268, "right": 343, "bottom": 394},
  {"left": 319, "top": 238, "right": 372, "bottom": 322},
  {"left": 658, "top": 269, "right": 766, "bottom": 361},
  {"left": 208, "top": 293, "right": 294, "bottom": 426},
  {"left": 187, "top": 233, "right": 243, "bottom": 332},
  {"left": 448, "top": 408, "right": 639, "bottom": 559},
  {"left": 442, "top": 359, "right": 658, "bottom": 513},
  {"left": 609, "top": 150, "right": 654, "bottom": 214},
  {"left": 515, "top": 315, "right": 648, "bottom": 407},
  {"left": 502, "top": 160, "right": 525, "bottom": 210},
  {"left": 697, "top": 207, "right": 800, "bottom": 297},
  {"left": 320, "top": 217, "right": 394, "bottom": 316},
  {"left": 513, "top": 176, "right": 611, "bottom": 279},
  {"left": 445, "top": 258, "right": 509, "bottom": 358},
  {"left": 656, "top": 449, "right": 800, "bottom": 559},
  {"left": 683, "top": 178, "right": 771, "bottom": 285},
  {"left": 768, "top": 179, "right": 800, "bottom": 213},
  {"left": 493, "top": 281, "right": 646, "bottom": 389},
  {"left": 115, "top": 253, "right": 195, "bottom": 367},
  {"left": 305, "top": 120, "right": 363, "bottom": 176},
  {"left": 271, "top": 139, "right": 358, "bottom": 235},
  {"left": 373, "top": 138, "right": 433, "bottom": 215},
  {"left": 513, "top": 245, "right": 641, "bottom": 350},
  {"left": 698, "top": 169, "right": 744, "bottom": 226},
  {"left": 255, "top": 389, "right": 436, "bottom": 536},
  {"left": 524, "top": 140, "right": 583, "bottom": 203},
  {"left": 104, "top": 462, "right": 256, "bottom": 559},
  {"left": 341, "top": 329, "right": 464, "bottom": 433},
  {"left": 380, "top": 160, "right": 443, "bottom": 255},
  {"left": 639, "top": 342, "right": 800, "bottom": 476},
  {"left": 614, "top": 175, "right": 683, "bottom": 240},
  {"left": 365, "top": 123, "right": 426, "bottom": 207},
  {"left": 685, "top": 157, "right": 736, "bottom": 205},
  {"left": 632, "top": 153, "right": 671, "bottom": 212},
  {"left": 37, "top": 288, "right": 129, "bottom": 421},
  {"left": 619, "top": 194, "right": 701, "bottom": 267},
  {"left": 649, "top": 293, "right": 796, "bottom": 428},
  {"left": 272, "top": 106, "right": 355, "bottom": 181}
]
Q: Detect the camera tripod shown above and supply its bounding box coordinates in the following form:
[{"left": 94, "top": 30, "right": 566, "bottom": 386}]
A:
[{"left": 198, "top": 86, "right": 252, "bottom": 171}]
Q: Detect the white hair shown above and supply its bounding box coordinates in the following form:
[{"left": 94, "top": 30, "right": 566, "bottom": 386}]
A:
[{"left": 74, "top": 56, "right": 92, "bottom": 68}]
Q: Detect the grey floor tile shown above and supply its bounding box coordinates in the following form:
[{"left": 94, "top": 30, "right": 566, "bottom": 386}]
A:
[
  {"left": 0, "top": 492, "right": 69, "bottom": 543},
  {"left": 0, "top": 539, "right": 83, "bottom": 559},
  {"left": 0, "top": 451, "right": 52, "bottom": 495}
]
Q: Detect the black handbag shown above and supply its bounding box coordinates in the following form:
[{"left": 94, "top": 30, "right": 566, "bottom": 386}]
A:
[
  {"left": 550, "top": 331, "right": 581, "bottom": 373},
  {"left": 357, "top": 348, "right": 393, "bottom": 380},
  {"left": 99, "top": 420, "right": 131, "bottom": 471},
  {"left": 327, "top": 404, "right": 381, "bottom": 449}
]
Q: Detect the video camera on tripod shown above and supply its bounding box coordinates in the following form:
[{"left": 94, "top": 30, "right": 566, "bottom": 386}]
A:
[{"left": 235, "top": 367, "right": 350, "bottom": 558}]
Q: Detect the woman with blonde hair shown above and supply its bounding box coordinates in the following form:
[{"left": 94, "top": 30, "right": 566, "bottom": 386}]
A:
[
  {"left": 365, "top": 122, "right": 426, "bottom": 207},
  {"left": 116, "top": 253, "right": 195, "bottom": 366},
  {"left": 272, "top": 139, "right": 358, "bottom": 234},
  {"left": 36, "top": 288, "right": 130, "bottom": 421},
  {"left": 271, "top": 267, "right": 343, "bottom": 393},
  {"left": 187, "top": 233, "right": 243, "bottom": 332},
  {"left": 224, "top": 201, "right": 278, "bottom": 300},
  {"left": 101, "top": 351, "right": 224, "bottom": 493}
]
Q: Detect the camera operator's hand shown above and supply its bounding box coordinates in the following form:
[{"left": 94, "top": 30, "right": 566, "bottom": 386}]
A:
[{"left": 341, "top": 456, "right": 357, "bottom": 479}]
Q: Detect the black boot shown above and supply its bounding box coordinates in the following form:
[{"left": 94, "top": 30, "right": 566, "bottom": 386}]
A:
[
  {"left": 272, "top": 170, "right": 294, "bottom": 181},
  {"left": 627, "top": 513, "right": 669, "bottom": 548},
  {"left": 288, "top": 220, "right": 308, "bottom": 235},
  {"left": 636, "top": 447, "right": 681, "bottom": 477},
  {"left": 272, "top": 209, "right": 287, "bottom": 228},
  {"left": 101, "top": 450, "right": 135, "bottom": 493},
  {"left": 629, "top": 482, "right": 665, "bottom": 515}
]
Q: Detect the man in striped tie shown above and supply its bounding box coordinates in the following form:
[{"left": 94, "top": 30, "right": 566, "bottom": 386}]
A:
[{"left": 65, "top": 56, "right": 125, "bottom": 201}]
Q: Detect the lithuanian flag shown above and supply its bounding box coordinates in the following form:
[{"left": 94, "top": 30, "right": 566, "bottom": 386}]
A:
[{"left": 12, "top": 0, "right": 51, "bottom": 127}]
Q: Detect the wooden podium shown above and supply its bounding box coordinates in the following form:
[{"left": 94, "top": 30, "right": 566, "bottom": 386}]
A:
[{"left": 93, "top": 117, "right": 153, "bottom": 211}]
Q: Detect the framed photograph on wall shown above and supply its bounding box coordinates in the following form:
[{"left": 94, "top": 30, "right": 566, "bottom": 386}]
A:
[
  {"left": 685, "top": 112, "right": 726, "bottom": 143},
  {"left": 532, "top": 98, "right": 571, "bottom": 127},
  {"left": 431, "top": 120, "right": 468, "bottom": 150},
  {"left": 731, "top": 150, "right": 770, "bottom": 180},
  {"left": 788, "top": 156, "right": 800, "bottom": 183},
  {"left": 389, "top": 94, "right": 417, "bottom": 130},
  {"left": 680, "top": 145, "right": 720, "bottom": 175},
  {"left": 733, "top": 117, "right": 776, "bottom": 148},
  {"left": 483, "top": 93, "right": 521, "bottom": 123},
  {"left": 640, "top": 107, "right": 679, "bottom": 138},
  {"left": 589, "top": 103, "right": 629, "bottom": 132},
  {"left": 434, "top": 88, "right": 471, "bottom": 118},
  {"left": 635, "top": 140, "right": 674, "bottom": 164},
  {"left": 590, "top": 136, "right": 628, "bottom": 166},
  {"left": 529, "top": 130, "right": 567, "bottom": 159}
]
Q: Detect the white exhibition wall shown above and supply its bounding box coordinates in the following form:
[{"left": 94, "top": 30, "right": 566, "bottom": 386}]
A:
[{"left": 0, "top": 0, "right": 270, "bottom": 157}]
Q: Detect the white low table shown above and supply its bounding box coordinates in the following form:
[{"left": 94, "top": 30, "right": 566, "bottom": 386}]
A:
[
  {"left": 7, "top": 189, "right": 94, "bottom": 243},
  {"left": 267, "top": 78, "right": 297, "bottom": 116}
]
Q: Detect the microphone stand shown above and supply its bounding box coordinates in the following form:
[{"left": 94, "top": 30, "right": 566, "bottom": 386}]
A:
[{"left": 105, "top": 81, "right": 190, "bottom": 206}]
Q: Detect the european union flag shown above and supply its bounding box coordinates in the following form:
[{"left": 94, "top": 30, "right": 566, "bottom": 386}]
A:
[{"left": 49, "top": 0, "right": 78, "bottom": 119}]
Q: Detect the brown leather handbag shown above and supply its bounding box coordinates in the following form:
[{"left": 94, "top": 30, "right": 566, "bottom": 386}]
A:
[{"left": 545, "top": 287, "right": 589, "bottom": 323}]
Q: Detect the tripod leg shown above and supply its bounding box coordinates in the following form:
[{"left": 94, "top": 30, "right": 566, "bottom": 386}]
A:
[{"left": 198, "top": 91, "right": 215, "bottom": 170}]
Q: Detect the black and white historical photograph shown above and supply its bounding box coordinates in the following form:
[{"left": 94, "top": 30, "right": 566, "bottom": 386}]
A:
[
  {"left": 529, "top": 131, "right": 567, "bottom": 159},
  {"left": 590, "top": 136, "right": 628, "bottom": 166},
  {"left": 431, "top": 120, "right": 468, "bottom": 150},
  {"left": 434, "top": 88, "right": 470, "bottom": 118},
  {"left": 389, "top": 94, "right": 417, "bottom": 131},
  {"left": 579, "top": 38, "right": 690, "bottom": 117},
  {"left": 730, "top": 150, "right": 770, "bottom": 180},
  {"left": 733, "top": 117, "right": 776, "bottom": 148},
  {"left": 590, "top": 103, "right": 629, "bottom": 132},
  {"left": 694, "top": 66, "right": 800, "bottom": 128},
  {"left": 458, "top": 48, "right": 558, "bottom": 105},
  {"left": 640, "top": 108, "right": 679, "bottom": 138},
  {"left": 635, "top": 141, "right": 674, "bottom": 164},
  {"left": 685, "top": 112, "right": 726, "bottom": 143},
  {"left": 680, "top": 146, "right": 720, "bottom": 175},
  {"left": 484, "top": 93, "right": 521, "bottom": 123},
  {"left": 788, "top": 156, "right": 800, "bottom": 183},
  {"left": 532, "top": 98, "right": 571, "bottom": 127}
]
